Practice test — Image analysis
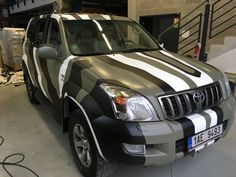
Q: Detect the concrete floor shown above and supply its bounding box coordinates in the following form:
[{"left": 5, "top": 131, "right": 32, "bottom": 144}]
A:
[{"left": 0, "top": 85, "right": 236, "bottom": 177}]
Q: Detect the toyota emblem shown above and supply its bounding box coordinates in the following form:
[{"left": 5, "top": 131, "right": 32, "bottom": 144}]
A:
[{"left": 193, "top": 92, "right": 205, "bottom": 104}]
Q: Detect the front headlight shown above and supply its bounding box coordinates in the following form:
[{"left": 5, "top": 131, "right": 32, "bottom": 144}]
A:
[
  {"left": 222, "top": 72, "right": 231, "bottom": 98},
  {"left": 101, "top": 84, "right": 159, "bottom": 121}
]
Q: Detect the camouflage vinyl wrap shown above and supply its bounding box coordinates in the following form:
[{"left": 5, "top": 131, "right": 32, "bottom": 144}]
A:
[{"left": 22, "top": 13, "right": 236, "bottom": 165}]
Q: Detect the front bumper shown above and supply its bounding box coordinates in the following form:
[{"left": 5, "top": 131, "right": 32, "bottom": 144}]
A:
[{"left": 92, "top": 95, "right": 236, "bottom": 166}]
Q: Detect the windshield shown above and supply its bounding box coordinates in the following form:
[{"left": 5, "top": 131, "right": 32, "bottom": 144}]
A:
[{"left": 64, "top": 20, "right": 160, "bottom": 56}]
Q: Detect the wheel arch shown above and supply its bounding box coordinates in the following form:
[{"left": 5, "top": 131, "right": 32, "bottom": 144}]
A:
[
  {"left": 63, "top": 95, "right": 107, "bottom": 161},
  {"left": 62, "top": 96, "right": 79, "bottom": 132}
]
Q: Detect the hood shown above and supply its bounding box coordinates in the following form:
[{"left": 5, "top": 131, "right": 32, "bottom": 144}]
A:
[{"left": 75, "top": 50, "right": 222, "bottom": 97}]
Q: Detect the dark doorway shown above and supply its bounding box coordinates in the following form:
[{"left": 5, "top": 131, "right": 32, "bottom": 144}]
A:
[{"left": 140, "top": 13, "right": 180, "bottom": 53}]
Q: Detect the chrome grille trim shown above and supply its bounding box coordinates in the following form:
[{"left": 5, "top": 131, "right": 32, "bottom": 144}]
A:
[{"left": 158, "top": 82, "right": 223, "bottom": 120}]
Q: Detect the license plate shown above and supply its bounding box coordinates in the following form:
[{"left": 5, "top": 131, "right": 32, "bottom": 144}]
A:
[{"left": 188, "top": 124, "right": 223, "bottom": 152}]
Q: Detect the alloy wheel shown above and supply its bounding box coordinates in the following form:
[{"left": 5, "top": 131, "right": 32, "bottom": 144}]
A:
[{"left": 73, "top": 123, "right": 92, "bottom": 168}]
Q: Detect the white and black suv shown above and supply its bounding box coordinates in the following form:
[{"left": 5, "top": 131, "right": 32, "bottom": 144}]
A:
[{"left": 22, "top": 13, "right": 236, "bottom": 177}]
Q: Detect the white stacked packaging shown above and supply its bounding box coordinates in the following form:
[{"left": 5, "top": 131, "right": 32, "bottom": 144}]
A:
[
  {"left": 0, "top": 29, "right": 3, "bottom": 69},
  {"left": 1, "top": 28, "right": 25, "bottom": 71}
]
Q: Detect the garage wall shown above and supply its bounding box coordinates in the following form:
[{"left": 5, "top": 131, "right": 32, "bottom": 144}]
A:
[
  {"left": 128, "top": 0, "right": 205, "bottom": 22},
  {"left": 128, "top": 0, "right": 236, "bottom": 56}
]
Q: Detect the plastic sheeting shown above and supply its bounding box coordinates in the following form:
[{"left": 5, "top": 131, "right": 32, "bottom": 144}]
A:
[{"left": 1, "top": 28, "right": 25, "bottom": 71}]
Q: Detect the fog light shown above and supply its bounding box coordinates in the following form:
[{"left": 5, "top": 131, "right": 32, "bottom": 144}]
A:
[{"left": 123, "top": 143, "right": 146, "bottom": 155}]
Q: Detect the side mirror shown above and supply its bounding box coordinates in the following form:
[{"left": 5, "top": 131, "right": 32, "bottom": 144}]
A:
[
  {"left": 156, "top": 38, "right": 164, "bottom": 49},
  {"left": 38, "top": 45, "right": 59, "bottom": 60},
  {"left": 160, "top": 43, "right": 164, "bottom": 48}
]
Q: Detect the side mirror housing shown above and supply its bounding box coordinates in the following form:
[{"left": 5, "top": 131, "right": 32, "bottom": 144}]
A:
[
  {"left": 38, "top": 46, "right": 59, "bottom": 60},
  {"left": 160, "top": 43, "right": 164, "bottom": 48},
  {"left": 156, "top": 38, "right": 164, "bottom": 49}
]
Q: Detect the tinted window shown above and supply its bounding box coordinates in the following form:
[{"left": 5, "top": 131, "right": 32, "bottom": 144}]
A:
[
  {"left": 48, "top": 20, "right": 61, "bottom": 46},
  {"left": 35, "top": 21, "right": 46, "bottom": 45},
  {"left": 27, "top": 18, "right": 39, "bottom": 42}
]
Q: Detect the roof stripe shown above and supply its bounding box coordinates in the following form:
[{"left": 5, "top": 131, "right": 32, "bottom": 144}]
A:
[
  {"left": 61, "top": 14, "right": 76, "bottom": 20},
  {"left": 101, "top": 15, "right": 111, "bottom": 20},
  {"left": 51, "top": 14, "right": 61, "bottom": 22},
  {"left": 79, "top": 14, "right": 90, "bottom": 20}
]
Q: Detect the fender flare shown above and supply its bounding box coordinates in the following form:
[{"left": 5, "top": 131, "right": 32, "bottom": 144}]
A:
[{"left": 64, "top": 94, "right": 107, "bottom": 161}]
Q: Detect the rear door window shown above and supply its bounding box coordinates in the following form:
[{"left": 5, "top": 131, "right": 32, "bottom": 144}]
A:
[
  {"left": 27, "top": 18, "right": 39, "bottom": 42},
  {"left": 34, "top": 19, "right": 49, "bottom": 46}
]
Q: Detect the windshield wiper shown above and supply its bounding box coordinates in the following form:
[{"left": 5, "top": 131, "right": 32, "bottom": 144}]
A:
[
  {"left": 78, "top": 52, "right": 111, "bottom": 56},
  {"left": 123, "top": 48, "right": 158, "bottom": 53}
]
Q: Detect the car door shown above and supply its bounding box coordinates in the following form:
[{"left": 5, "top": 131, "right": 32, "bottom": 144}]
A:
[
  {"left": 39, "top": 18, "right": 63, "bottom": 105},
  {"left": 31, "top": 18, "right": 52, "bottom": 101},
  {"left": 25, "top": 17, "right": 40, "bottom": 88}
]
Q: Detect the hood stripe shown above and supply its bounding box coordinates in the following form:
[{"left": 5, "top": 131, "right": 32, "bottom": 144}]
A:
[
  {"left": 141, "top": 52, "right": 201, "bottom": 77},
  {"left": 137, "top": 52, "right": 211, "bottom": 87},
  {"left": 108, "top": 54, "right": 190, "bottom": 92},
  {"left": 160, "top": 50, "right": 214, "bottom": 85},
  {"left": 96, "top": 56, "right": 175, "bottom": 93}
]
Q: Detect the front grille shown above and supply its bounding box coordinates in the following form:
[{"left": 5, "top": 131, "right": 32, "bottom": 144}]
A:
[{"left": 158, "top": 82, "right": 223, "bottom": 120}]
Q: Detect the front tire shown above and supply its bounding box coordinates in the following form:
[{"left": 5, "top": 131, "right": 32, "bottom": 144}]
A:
[{"left": 69, "top": 110, "right": 116, "bottom": 177}]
